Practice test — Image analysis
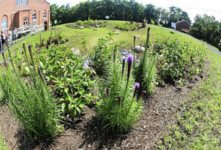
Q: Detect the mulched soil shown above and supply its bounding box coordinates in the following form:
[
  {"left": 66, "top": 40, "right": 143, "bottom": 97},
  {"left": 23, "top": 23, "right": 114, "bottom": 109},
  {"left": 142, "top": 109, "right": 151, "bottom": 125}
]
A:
[{"left": 0, "top": 60, "right": 209, "bottom": 150}]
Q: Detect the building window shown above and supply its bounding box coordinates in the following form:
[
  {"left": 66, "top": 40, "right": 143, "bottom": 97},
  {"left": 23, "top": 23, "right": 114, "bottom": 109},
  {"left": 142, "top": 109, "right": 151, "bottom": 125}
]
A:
[
  {"left": 1, "top": 19, "right": 7, "bottom": 31},
  {"left": 16, "top": 0, "right": 28, "bottom": 6},
  {"left": 23, "top": 18, "right": 28, "bottom": 26},
  {"left": 32, "top": 13, "right": 36, "bottom": 22},
  {"left": 43, "top": 12, "right": 47, "bottom": 21}
]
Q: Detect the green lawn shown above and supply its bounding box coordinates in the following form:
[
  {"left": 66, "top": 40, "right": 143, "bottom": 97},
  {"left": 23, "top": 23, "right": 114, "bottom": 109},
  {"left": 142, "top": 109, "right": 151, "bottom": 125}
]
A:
[
  {"left": 2, "top": 21, "right": 221, "bottom": 149},
  {"left": 11, "top": 21, "right": 200, "bottom": 56}
]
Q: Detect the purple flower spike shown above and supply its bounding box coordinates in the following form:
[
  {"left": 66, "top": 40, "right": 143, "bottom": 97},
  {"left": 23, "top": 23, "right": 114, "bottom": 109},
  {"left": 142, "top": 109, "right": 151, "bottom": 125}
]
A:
[
  {"left": 135, "top": 83, "right": 140, "bottom": 89},
  {"left": 133, "top": 82, "right": 140, "bottom": 98},
  {"left": 127, "top": 55, "right": 133, "bottom": 82},
  {"left": 127, "top": 55, "right": 133, "bottom": 63},
  {"left": 122, "top": 58, "right": 126, "bottom": 76},
  {"left": 2, "top": 73, "right": 5, "bottom": 76},
  {"left": 28, "top": 44, "right": 32, "bottom": 52},
  {"left": 2, "top": 51, "right": 4, "bottom": 57},
  {"left": 118, "top": 96, "right": 121, "bottom": 106},
  {"left": 3, "top": 61, "right": 5, "bottom": 66},
  {"left": 148, "top": 27, "right": 150, "bottom": 32}
]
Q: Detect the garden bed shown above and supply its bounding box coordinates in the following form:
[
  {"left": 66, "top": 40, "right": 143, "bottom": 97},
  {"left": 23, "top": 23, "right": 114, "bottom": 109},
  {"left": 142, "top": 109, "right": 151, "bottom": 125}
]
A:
[{"left": 0, "top": 59, "right": 209, "bottom": 150}]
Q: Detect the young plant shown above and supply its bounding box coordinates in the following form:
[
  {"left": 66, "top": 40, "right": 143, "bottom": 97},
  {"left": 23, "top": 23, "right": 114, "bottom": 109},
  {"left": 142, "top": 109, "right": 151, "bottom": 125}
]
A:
[
  {"left": 133, "top": 27, "right": 156, "bottom": 94},
  {"left": 0, "top": 43, "right": 62, "bottom": 139},
  {"left": 90, "top": 32, "right": 115, "bottom": 75},
  {"left": 98, "top": 54, "right": 143, "bottom": 131}
]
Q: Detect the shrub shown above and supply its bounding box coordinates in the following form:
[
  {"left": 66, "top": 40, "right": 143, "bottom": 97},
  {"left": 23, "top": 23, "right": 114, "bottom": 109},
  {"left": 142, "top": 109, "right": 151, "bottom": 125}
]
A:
[
  {"left": 150, "top": 19, "right": 155, "bottom": 25},
  {"left": 116, "top": 22, "right": 140, "bottom": 31},
  {"left": 39, "top": 45, "right": 95, "bottom": 116},
  {"left": 133, "top": 27, "right": 156, "bottom": 94},
  {"left": 90, "top": 32, "right": 115, "bottom": 75},
  {"left": 0, "top": 43, "right": 62, "bottom": 139},
  {"left": 157, "top": 40, "right": 205, "bottom": 80},
  {"left": 98, "top": 54, "right": 143, "bottom": 131}
]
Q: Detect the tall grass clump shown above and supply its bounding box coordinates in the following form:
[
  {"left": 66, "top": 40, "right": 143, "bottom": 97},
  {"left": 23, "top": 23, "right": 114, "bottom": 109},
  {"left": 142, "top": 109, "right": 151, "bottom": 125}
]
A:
[
  {"left": 98, "top": 54, "right": 143, "bottom": 131},
  {"left": 0, "top": 43, "right": 61, "bottom": 139},
  {"left": 133, "top": 27, "right": 156, "bottom": 94}
]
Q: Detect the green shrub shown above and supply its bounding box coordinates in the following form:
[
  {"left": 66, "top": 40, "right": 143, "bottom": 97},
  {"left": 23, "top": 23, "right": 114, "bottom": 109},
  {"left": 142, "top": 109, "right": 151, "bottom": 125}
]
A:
[
  {"left": 98, "top": 54, "right": 143, "bottom": 131},
  {"left": 90, "top": 32, "right": 115, "bottom": 75},
  {"left": 158, "top": 40, "right": 205, "bottom": 80},
  {"left": 116, "top": 22, "right": 140, "bottom": 31},
  {"left": 39, "top": 45, "right": 95, "bottom": 116},
  {"left": 0, "top": 44, "right": 62, "bottom": 139},
  {"left": 150, "top": 19, "right": 155, "bottom": 25}
]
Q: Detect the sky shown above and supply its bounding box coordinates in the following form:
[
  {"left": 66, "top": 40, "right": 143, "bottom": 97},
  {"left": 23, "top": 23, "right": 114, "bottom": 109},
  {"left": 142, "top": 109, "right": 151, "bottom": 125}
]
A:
[{"left": 47, "top": 0, "right": 221, "bottom": 23}]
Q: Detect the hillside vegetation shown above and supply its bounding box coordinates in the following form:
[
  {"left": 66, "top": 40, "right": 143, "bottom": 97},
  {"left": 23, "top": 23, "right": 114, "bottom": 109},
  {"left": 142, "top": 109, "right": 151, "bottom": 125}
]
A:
[{"left": 0, "top": 21, "right": 221, "bottom": 149}]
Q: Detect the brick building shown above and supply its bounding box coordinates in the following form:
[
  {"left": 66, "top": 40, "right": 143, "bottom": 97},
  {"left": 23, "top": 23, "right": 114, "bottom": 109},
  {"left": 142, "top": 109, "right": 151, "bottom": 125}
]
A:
[
  {"left": 0, "top": 0, "right": 50, "bottom": 33},
  {"left": 171, "top": 20, "right": 191, "bottom": 33}
]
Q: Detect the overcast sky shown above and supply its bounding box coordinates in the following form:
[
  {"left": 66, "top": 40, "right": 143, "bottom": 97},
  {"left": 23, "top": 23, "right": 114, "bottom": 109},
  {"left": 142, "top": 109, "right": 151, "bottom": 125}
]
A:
[{"left": 47, "top": 0, "right": 221, "bottom": 22}]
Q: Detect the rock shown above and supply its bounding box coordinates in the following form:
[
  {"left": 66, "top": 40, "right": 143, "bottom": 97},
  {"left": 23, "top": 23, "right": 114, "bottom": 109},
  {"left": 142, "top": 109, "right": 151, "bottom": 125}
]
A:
[
  {"left": 80, "top": 26, "right": 84, "bottom": 29},
  {"left": 115, "top": 32, "right": 119, "bottom": 35},
  {"left": 88, "top": 26, "right": 92, "bottom": 28},
  {"left": 72, "top": 47, "right": 80, "bottom": 55},
  {"left": 93, "top": 29, "right": 98, "bottom": 31},
  {"left": 75, "top": 25, "right": 78, "bottom": 27},
  {"left": 134, "top": 46, "right": 145, "bottom": 53},
  {"left": 83, "top": 60, "right": 90, "bottom": 70},
  {"left": 95, "top": 25, "right": 100, "bottom": 28},
  {"left": 121, "top": 49, "right": 132, "bottom": 59}
]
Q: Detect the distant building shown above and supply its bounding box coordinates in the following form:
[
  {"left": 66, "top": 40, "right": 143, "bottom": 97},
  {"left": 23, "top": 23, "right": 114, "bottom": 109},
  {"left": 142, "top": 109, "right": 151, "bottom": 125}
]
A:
[
  {"left": 171, "top": 20, "right": 191, "bottom": 33},
  {"left": 0, "top": 0, "right": 50, "bottom": 33}
]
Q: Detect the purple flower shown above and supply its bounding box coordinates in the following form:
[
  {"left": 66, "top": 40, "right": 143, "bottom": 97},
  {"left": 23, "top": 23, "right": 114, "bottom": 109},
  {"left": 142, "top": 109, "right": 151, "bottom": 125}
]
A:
[
  {"left": 148, "top": 34, "right": 150, "bottom": 37},
  {"left": 28, "top": 44, "right": 32, "bottom": 52},
  {"left": 2, "top": 52, "right": 4, "bottom": 57},
  {"left": 127, "top": 55, "right": 133, "bottom": 82},
  {"left": 133, "top": 82, "right": 140, "bottom": 98},
  {"left": 2, "top": 73, "right": 5, "bottom": 76},
  {"left": 135, "top": 83, "right": 140, "bottom": 89},
  {"left": 127, "top": 55, "right": 133, "bottom": 63},
  {"left": 118, "top": 96, "right": 121, "bottom": 106},
  {"left": 122, "top": 58, "right": 126, "bottom": 76},
  {"left": 142, "top": 90, "right": 147, "bottom": 98},
  {"left": 148, "top": 27, "right": 150, "bottom": 32},
  {"left": 3, "top": 61, "right": 5, "bottom": 66}
]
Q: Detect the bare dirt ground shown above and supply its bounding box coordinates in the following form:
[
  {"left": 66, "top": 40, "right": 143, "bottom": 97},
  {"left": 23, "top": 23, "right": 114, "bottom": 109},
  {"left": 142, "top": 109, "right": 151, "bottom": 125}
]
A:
[{"left": 0, "top": 60, "right": 209, "bottom": 150}]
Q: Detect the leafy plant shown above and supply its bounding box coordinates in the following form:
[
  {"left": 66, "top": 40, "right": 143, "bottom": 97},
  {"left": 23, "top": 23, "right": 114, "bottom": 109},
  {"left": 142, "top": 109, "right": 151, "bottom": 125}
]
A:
[
  {"left": 39, "top": 45, "right": 95, "bottom": 116},
  {"left": 90, "top": 32, "right": 115, "bottom": 75},
  {"left": 157, "top": 39, "right": 205, "bottom": 81}
]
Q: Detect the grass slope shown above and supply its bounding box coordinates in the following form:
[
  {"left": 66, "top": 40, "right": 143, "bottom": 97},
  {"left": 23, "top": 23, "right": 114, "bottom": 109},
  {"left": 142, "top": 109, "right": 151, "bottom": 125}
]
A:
[
  {"left": 2, "top": 21, "right": 221, "bottom": 149},
  {"left": 158, "top": 48, "right": 221, "bottom": 150}
]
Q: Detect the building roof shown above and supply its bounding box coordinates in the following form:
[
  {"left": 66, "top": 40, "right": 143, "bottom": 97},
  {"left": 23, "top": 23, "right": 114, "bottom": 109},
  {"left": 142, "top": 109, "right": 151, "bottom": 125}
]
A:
[{"left": 176, "top": 20, "right": 191, "bottom": 26}]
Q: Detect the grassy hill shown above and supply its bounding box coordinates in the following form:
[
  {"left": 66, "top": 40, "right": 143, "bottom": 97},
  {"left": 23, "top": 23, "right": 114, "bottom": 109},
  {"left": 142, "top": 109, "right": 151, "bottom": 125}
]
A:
[{"left": 1, "top": 21, "right": 221, "bottom": 149}]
